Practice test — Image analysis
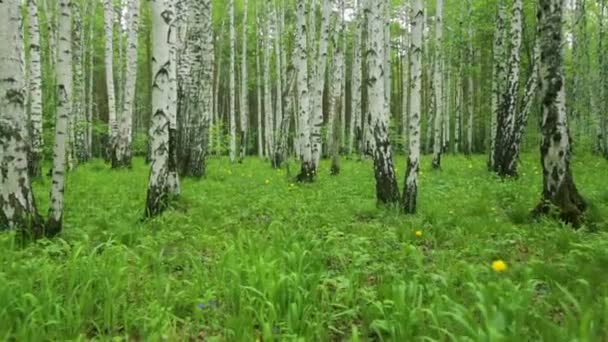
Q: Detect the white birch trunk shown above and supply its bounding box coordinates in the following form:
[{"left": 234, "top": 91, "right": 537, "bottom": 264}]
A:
[
  {"left": 229, "top": 0, "right": 237, "bottom": 162},
  {"left": 146, "top": 0, "right": 178, "bottom": 217},
  {"left": 0, "top": 0, "right": 43, "bottom": 233},
  {"left": 104, "top": 0, "right": 118, "bottom": 157},
  {"left": 311, "top": 0, "right": 332, "bottom": 169},
  {"left": 489, "top": 0, "right": 507, "bottom": 169},
  {"left": 349, "top": 3, "right": 363, "bottom": 157},
  {"left": 272, "top": 2, "right": 284, "bottom": 162},
  {"left": 493, "top": 0, "right": 523, "bottom": 177},
  {"left": 329, "top": 1, "right": 345, "bottom": 174},
  {"left": 367, "top": 0, "right": 400, "bottom": 205},
  {"left": 47, "top": 0, "right": 73, "bottom": 235},
  {"left": 296, "top": 0, "right": 315, "bottom": 181},
  {"left": 431, "top": 0, "right": 444, "bottom": 169},
  {"left": 239, "top": 0, "right": 249, "bottom": 161},
  {"left": 256, "top": 27, "right": 264, "bottom": 158},
  {"left": 466, "top": 0, "right": 474, "bottom": 155},
  {"left": 403, "top": 0, "right": 423, "bottom": 214},
  {"left": 27, "top": 0, "right": 44, "bottom": 177},
  {"left": 112, "top": 0, "right": 140, "bottom": 168},
  {"left": 534, "top": 0, "right": 586, "bottom": 226}
]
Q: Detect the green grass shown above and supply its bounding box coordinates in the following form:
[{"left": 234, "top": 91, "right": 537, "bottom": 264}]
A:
[{"left": 1, "top": 153, "right": 608, "bottom": 341}]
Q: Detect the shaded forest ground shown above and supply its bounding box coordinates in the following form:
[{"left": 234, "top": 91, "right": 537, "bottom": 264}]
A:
[{"left": 1, "top": 154, "right": 608, "bottom": 340}]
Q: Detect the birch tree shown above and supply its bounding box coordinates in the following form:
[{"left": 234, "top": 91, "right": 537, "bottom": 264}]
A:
[
  {"left": 493, "top": 0, "right": 523, "bottom": 177},
  {"left": 466, "top": 0, "right": 474, "bottom": 155},
  {"left": 229, "top": 0, "right": 237, "bottom": 162},
  {"left": 311, "top": 0, "right": 331, "bottom": 169},
  {"left": 146, "top": 0, "right": 178, "bottom": 217},
  {"left": 239, "top": 0, "right": 249, "bottom": 161},
  {"left": 489, "top": 0, "right": 507, "bottom": 170},
  {"left": 296, "top": 0, "right": 315, "bottom": 182},
  {"left": 112, "top": 0, "right": 140, "bottom": 168},
  {"left": 104, "top": 0, "right": 118, "bottom": 158},
  {"left": 431, "top": 0, "right": 444, "bottom": 169},
  {"left": 367, "top": 0, "right": 400, "bottom": 205},
  {"left": 349, "top": 3, "right": 363, "bottom": 157},
  {"left": 47, "top": 0, "right": 73, "bottom": 235},
  {"left": 262, "top": 1, "right": 274, "bottom": 159},
  {"left": 0, "top": 0, "right": 43, "bottom": 234},
  {"left": 27, "top": 0, "right": 44, "bottom": 178},
  {"left": 533, "top": 0, "right": 586, "bottom": 226},
  {"left": 403, "top": 0, "right": 423, "bottom": 214},
  {"left": 329, "top": 0, "right": 345, "bottom": 175}
]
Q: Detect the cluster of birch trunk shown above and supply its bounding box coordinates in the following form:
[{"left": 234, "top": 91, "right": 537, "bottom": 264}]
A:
[{"left": 2, "top": 0, "right": 606, "bottom": 235}]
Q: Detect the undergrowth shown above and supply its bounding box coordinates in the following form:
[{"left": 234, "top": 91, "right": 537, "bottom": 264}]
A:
[{"left": 1, "top": 153, "right": 607, "bottom": 341}]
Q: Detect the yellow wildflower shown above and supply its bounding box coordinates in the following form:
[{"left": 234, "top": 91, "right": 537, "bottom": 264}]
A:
[
  {"left": 415, "top": 230, "right": 423, "bottom": 237},
  {"left": 492, "top": 260, "right": 508, "bottom": 273},
  {"left": 265, "top": 179, "right": 270, "bottom": 185}
]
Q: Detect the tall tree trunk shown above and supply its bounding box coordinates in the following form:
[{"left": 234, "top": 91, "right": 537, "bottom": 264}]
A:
[
  {"left": 271, "top": 1, "right": 284, "bottom": 166},
  {"left": 228, "top": 0, "right": 237, "bottom": 162},
  {"left": 403, "top": 0, "right": 423, "bottom": 214},
  {"left": 262, "top": 1, "right": 274, "bottom": 160},
  {"left": 27, "top": 0, "right": 44, "bottom": 178},
  {"left": 489, "top": 0, "right": 507, "bottom": 170},
  {"left": 431, "top": 0, "right": 444, "bottom": 169},
  {"left": 239, "top": 0, "right": 249, "bottom": 161},
  {"left": 47, "top": 0, "right": 73, "bottom": 235},
  {"left": 367, "top": 0, "right": 400, "bottom": 205},
  {"left": 0, "top": 0, "right": 44, "bottom": 235},
  {"left": 256, "top": 21, "right": 264, "bottom": 158},
  {"left": 185, "top": 0, "right": 213, "bottom": 177},
  {"left": 311, "top": 0, "right": 331, "bottom": 169},
  {"left": 598, "top": 0, "right": 607, "bottom": 158},
  {"left": 296, "top": 0, "right": 315, "bottom": 182},
  {"left": 533, "top": 0, "right": 586, "bottom": 227},
  {"left": 349, "top": 4, "right": 363, "bottom": 157},
  {"left": 466, "top": 0, "right": 474, "bottom": 155},
  {"left": 329, "top": 1, "right": 345, "bottom": 175},
  {"left": 146, "top": 0, "right": 178, "bottom": 217},
  {"left": 272, "top": 59, "right": 296, "bottom": 169},
  {"left": 104, "top": 0, "right": 117, "bottom": 160},
  {"left": 86, "top": 1, "right": 95, "bottom": 160},
  {"left": 112, "top": 0, "right": 140, "bottom": 168},
  {"left": 493, "top": 0, "right": 523, "bottom": 177}
]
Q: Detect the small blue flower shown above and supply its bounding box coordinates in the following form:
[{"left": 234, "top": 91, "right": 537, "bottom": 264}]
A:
[
  {"left": 197, "top": 303, "right": 206, "bottom": 309},
  {"left": 208, "top": 300, "right": 217, "bottom": 308}
]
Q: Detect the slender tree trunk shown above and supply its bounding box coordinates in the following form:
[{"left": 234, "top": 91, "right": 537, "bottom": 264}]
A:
[
  {"left": 431, "top": 0, "right": 444, "bottom": 169},
  {"left": 489, "top": 0, "right": 507, "bottom": 169},
  {"left": 311, "top": 0, "right": 331, "bottom": 169},
  {"left": 403, "top": 0, "right": 423, "bottom": 214},
  {"left": 86, "top": 1, "right": 95, "bottom": 160},
  {"left": 466, "top": 0, "right": 474, "bottom": 155},
  {"left": 272, "top": 59, "right": 296, "bottom": 169},
  {"left": 256, "top": 23, "right": 264, "bottom": 158},
  {"left": 271, "top": 1, "right": 284, "bottom": 166},
  {"left": 0, "top": 0, "right": 44, "bottom": 235},
  {"left": 47, "top": 0, "right": 73, "bottom": 235},
  {"left": 493, "top": 0, "right": 523, "bottom": 177},
  {"left": 104, "top": 0, "right": 117, "bottom": 160},
  {"left": 263, "top": 1, "right": 274, "bottom": 160},
  {"left": 598, "top": 0, "right": 607, "bottom": 158},
  {"left": 112, "top": 0, "right": 140, "bottom": 168},
  {"left": 296, "top": 0, "right": 315, "bottom": 182},
  {"left": 27, "top": 0, "right": 44, "bottom": 178},
  {"left": 350, "top": 4, "right": 363, "bottom": 158},
  {"left": 146, "top": 0, "right": 178, "bottom": 217},
  {"left": 367, "top": 0, "right": 400, "bottom": 205},
  {"left": 228, "top": 0, "right": 237, "bottom": 162},
  {"left": 329, "top": 2, "right": 345, "bottom": 175},
  {"left": 239, "top": 0, "right": 249, "bottom": 161},
  {"left": 534, "top": 0, "right": 586, "bottom": 227}
]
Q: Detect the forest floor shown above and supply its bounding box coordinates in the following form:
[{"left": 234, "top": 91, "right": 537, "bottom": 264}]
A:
[{"left": 1, "top": 153, "right": 608, "bottom": 341}]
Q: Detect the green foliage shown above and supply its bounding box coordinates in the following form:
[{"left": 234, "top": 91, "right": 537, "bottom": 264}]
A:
[{"left": 1, "top": 154, "right": 608, "bottom": 340}]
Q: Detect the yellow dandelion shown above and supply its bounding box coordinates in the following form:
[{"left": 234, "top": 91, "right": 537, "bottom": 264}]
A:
[
  {"left": 492, "top": 260, "right": 508, "bottom": 273},
  {"left": 265, "top": 179, "right": 270, "bottom": 185},
  {"left": 415, "top": 230, "right": 423, "bottom": 237}
]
